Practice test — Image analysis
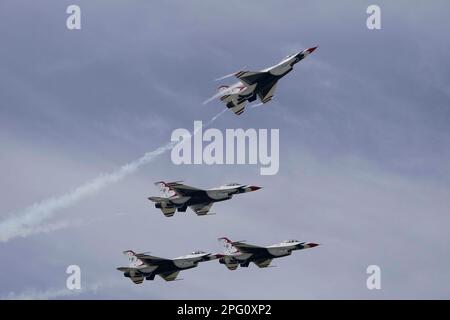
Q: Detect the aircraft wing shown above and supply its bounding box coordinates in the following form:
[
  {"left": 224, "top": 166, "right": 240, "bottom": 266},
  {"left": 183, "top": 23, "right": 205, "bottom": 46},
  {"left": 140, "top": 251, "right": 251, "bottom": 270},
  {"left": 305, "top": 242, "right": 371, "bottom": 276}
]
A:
[
  {"left": 257, "top": 83, "right": 277, "bottom": 104},
  {"left": 159, "top": 271, "right": 180, "bottom": 281},
  {"left": 189, "top": 202, "right": 214, "bottom": 215},
  {"left": 155, "top": 181, "right": 203, "bottom": 197},
  {"left": 232, "top": 242, "right": 268, "bottom": 255},
  {"left": 117, "top": 267, "right": 136, "bottom": 273},
  {"left": 147, "top": 196, "right": 169, "bottom": 203},
  {"left": 235, "top": 70, "right": 268, "bottom": 85},
  {"left": 135, "top": 253, "right": 172, "bottom": 266},
  {"left": 253, "top": 258, "right": 273, "bottom": 268}
]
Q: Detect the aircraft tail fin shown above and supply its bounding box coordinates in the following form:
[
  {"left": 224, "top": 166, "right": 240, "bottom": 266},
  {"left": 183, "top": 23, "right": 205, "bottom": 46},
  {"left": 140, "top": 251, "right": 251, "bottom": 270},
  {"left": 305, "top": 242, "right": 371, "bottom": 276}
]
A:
[
  {"left": 123, "top": 250, "right": 145, "bottom": 268},
  {"left": 154, "top": 181, "right": 183, "bottom": 197},
  {"left": 218, "top": 237, "right": 239, "bottom": 255}
]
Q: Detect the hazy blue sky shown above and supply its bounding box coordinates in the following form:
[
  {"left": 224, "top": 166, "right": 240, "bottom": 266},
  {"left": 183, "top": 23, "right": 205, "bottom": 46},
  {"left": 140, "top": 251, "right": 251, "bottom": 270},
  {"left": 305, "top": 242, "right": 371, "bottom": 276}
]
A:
[{"left": 1, "top": 0, "right": 450, "bottom": 299}]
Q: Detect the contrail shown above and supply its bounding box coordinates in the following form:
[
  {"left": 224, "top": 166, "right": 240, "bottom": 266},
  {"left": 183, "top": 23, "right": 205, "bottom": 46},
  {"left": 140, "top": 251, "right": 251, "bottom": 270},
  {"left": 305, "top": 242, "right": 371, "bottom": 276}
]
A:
[
  {"left": 204, "top": 66, "right": 248, "bottom": 105},
  {"left": 5, "top": 212, "right": 127, "bottom": 240},
  {"left": 0, "top": 110, "right": 226, "bottom": 243},
  {"left": 214, "top": 65, "right": 247, "bottom": 81},
  {"left": 203, "top": 83, "right": 243, "bottom": 105},
  {"left": 208, "top": 108, "right": 227, "bottom": 122},
  {"left": 3, "top": 278, "right": 123, "bottom": 300},
  {"left": 4, "top": 287, "right": 79, "bottom": 300},
  {"left": 250, "top": 102, "right": 264, "bottom": 108}
]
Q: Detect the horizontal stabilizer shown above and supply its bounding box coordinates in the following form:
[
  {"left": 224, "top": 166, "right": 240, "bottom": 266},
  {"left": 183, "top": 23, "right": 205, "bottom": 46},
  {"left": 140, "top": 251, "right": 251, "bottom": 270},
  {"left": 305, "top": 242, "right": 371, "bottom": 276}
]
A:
[{"left": 148, "top": 196, "right": 169, "bottom": 203}]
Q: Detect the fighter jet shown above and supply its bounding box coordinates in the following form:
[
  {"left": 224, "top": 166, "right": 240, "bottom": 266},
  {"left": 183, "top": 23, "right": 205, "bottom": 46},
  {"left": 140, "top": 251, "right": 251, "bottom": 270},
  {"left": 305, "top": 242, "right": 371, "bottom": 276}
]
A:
[
  {"left": 117, "top": 250, "right": 219, "bottom": 284},
  {"left": 216, "top": 237, "right": 319, "bottom": 270},
  {"left": 148, "top": 181, "right": 262, "bottom": 217},
  {"left": 209, "top": 46, "right": 317, "bottom": 115}
]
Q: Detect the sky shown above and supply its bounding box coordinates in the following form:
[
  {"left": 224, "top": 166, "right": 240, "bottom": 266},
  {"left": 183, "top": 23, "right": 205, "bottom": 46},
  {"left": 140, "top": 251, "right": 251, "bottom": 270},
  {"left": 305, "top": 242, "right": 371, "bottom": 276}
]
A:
[{"left": 1, "top": 0, "right": 450, "bottom": 299}]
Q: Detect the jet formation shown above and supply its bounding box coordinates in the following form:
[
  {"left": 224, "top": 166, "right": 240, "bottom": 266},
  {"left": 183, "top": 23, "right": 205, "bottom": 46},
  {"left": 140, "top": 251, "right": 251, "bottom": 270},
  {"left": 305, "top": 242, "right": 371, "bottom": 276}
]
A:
[
  {"left": 118, "top": 47, "right": 320, "bottom": 284},
  {"left": 117, "top": 239, "right": 319, "bottom": 284}
]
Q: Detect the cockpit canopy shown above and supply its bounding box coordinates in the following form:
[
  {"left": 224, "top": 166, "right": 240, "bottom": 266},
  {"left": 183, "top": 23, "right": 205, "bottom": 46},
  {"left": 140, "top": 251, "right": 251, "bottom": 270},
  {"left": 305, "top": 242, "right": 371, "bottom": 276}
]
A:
[
  {"left": 191, "top": 251, "right": 206, "bottom": 255},
  {"left": 225, "top": 183, "right": 241, "bottom": 186},
  {"left": 283, "top": 240, "right": 299, "bottom": 243}
]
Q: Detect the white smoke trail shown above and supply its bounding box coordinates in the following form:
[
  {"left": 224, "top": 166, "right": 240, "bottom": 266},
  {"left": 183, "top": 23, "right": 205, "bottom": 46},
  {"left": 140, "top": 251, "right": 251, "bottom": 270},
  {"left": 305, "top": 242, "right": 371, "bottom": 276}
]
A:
[
  {"left": 9, "top": 212, "right": 127, "bottom": 239},
  {"left": 203, "top": 82, "right": 243, "bottom": 105},
  {"left": 3, "top": 278, "right": 123, "bottom": 300},
  {"left": 0, "top": 110, "right": 226, "bottom": 243},
  {"left": 250, "top": 102, "right": 264, "bottom": 108},
  {"left": 4, "top": 287, "right": 80, "bottom": 300},
  {"left": 208, "top": 108, "right": 227, "bottom": 123},
  {"left": 203, "top": 91, "right": 226, "bottom": 105},
  {"left": 0, "top": 142, "right": 174, "bottom": 242},
  {"left": 214, "top": 65, "right": 247, "bottom": 81}
]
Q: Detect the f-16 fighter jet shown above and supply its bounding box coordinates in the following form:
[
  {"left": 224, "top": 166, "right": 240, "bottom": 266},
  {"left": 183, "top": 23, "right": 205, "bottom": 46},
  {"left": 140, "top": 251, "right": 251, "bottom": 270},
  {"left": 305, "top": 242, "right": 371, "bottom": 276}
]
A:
[
  {"left": 117, "top": 250, "right": 219, "bottom": 284},
  {"left": 148, "top": 181, "right": 262, "bottom": 217},
  {"left": 210, "top": 46, "right": 317, "bottom": 115},
  {"left": 217, "top": 237, "right": 319, "bottom": 270}
]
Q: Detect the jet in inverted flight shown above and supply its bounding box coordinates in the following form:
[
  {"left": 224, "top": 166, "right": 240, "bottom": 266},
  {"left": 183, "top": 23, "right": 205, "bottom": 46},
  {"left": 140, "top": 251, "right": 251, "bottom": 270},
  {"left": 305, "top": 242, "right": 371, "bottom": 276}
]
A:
[
  {"left": 148, "top": 181, "right": 261, "bottom": 217},
  {"left": 208, "top": 46, "right": 317, "bottom": 115},
  {"left": 117, "top": 250, "right": 219, "bottom": 284},
  {"left": 217, "top": 237, "right": 319, "bottom": 270}
]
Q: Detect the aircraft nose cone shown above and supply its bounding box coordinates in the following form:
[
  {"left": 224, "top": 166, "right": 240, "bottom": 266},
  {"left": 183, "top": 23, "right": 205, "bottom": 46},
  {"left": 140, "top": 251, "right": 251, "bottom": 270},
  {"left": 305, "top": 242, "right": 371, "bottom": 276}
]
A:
[
  {"left": 307, "top": 243, "right": 319, "bottom": 248},
  {"left": 248, "top": 186, "right": 262, "bottom": 191},
  {"left": 306, "top": 46, "right": 318, "bottom": 53}
]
